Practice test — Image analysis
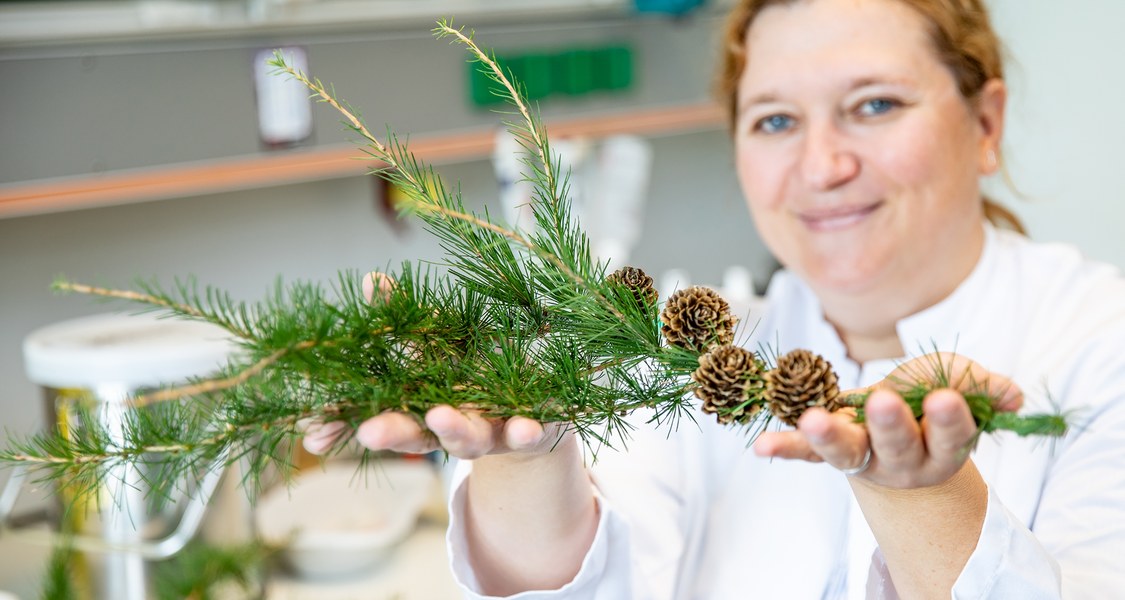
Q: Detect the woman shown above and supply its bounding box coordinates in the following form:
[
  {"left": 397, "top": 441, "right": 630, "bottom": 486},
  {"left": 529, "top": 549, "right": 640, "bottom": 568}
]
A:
[{"left": 306, "top": 0, "right": 1125, "bottom": 596}]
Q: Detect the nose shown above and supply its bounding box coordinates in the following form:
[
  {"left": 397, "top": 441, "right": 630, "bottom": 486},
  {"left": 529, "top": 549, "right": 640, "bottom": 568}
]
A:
[{"left": 798, "top": 122, "right": 860, "bottom": 191}]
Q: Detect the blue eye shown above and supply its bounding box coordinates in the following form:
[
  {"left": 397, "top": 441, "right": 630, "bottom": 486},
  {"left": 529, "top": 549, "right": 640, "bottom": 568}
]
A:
[
  {"left": 755, "top": 114, "right": 794, "bottom": 134},
  {"left": 858, "top": 98, "right": 899, "bottom": 116}
]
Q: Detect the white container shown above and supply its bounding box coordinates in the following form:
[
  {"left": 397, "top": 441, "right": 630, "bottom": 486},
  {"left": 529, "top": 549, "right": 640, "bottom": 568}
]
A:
[
  {"left": 23, "top": 312, "right": 234, "bottom": 392},
  {"left": 14, "top": 311, "right": 236, "bottom": 600},
  {"left": 255, "top": 459, "right": 437, "bottom": 580}
]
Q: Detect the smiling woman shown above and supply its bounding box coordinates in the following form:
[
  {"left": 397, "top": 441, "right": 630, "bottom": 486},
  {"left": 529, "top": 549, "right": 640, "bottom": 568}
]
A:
[
  {"left": 727, "top": 0, "right": 1003, "bottom": 361},
  {"left": 299, "top": 1, "right": 1125, "bottom": 598},
  {"left": 339, "top": 1, "right": 1125, "bottom": 598}
]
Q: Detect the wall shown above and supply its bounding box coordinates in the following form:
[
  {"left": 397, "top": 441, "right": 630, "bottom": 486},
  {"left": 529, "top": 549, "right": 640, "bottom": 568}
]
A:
[
  {"left": 0, "top": 12, "right": 729, "bottom": 183},
  {"left": 985, "top": 0, "right": 1125, "bottom": 266}
]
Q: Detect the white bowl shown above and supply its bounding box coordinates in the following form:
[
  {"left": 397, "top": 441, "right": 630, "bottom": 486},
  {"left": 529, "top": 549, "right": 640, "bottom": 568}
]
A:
[{"left": 255, "top": 459, "right": 437, "bottom": 579}]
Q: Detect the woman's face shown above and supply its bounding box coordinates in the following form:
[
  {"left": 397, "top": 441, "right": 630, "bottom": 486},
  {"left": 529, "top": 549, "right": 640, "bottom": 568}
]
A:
[{"left": 735, "top": 0, "right": 1004, "bottom": 299}]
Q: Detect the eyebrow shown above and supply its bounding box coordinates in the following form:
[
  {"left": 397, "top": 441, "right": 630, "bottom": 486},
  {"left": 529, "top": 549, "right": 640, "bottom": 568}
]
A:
[
  {"left": 738, "top": 92, "right": 782, "bottom": 116},
  {"left": 845, "top": 75, "right": 915, "bottom": 90},
  {"left": 737, "top": 75, "right": 916, "bottom": 115}
]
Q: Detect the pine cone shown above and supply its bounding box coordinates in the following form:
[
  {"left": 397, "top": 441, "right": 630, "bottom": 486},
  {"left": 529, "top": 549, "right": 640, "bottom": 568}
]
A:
[
  {"left": 764, "top": 349, "right": 842, "bottom": 426},
  {"left": 692, "top": 344, "right": 765, "bottom": 425},
  {"left": 606, "top": 266, "right": 658, "bottom": 310},
  {"left": 660, "top": 286, "right": 736, "bottom": 351}
]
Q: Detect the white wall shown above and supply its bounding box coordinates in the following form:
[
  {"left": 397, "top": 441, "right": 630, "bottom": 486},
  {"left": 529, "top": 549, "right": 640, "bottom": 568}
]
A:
[{"left": 986, "top": 0, "right": 1125, "bottom": 267}]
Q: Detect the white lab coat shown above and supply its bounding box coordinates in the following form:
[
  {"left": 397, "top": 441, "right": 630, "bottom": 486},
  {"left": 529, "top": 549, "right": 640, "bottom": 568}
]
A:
[{"left": 446, "top": 224, "right": 1125, "bottom": 599}]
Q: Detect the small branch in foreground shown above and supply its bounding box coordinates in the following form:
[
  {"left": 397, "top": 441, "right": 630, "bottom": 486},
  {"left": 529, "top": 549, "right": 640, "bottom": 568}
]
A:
[
  {"left": 130, "top": 341, "right": 320, "bottom": 407},
  {"left": 53, "top": 281, "right": 203, "bottom": 318},
  {"left": 2, "top": 400, "right": 363, "bottom": 467}
]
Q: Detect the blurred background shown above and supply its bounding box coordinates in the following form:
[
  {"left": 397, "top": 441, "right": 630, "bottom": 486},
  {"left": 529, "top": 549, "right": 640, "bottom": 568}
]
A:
[{"left": 0, "top": 0, "right": 1122, "bottom": 597}]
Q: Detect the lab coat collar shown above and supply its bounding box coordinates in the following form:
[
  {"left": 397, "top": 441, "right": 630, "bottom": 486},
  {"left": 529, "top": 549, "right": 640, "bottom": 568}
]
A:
[{"left": 894, "top": 222, "right": 997, "bottom": 360}]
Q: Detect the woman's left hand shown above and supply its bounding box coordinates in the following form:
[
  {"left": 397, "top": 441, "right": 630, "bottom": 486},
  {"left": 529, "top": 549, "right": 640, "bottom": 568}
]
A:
[{"left": 752, "top": 353, "right": 1023, "bottom": 489}]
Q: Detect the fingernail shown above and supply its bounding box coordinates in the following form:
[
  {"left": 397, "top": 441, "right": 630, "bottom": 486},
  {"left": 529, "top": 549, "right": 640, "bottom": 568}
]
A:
[
  {"left": 361, "top": 274, "right": 376, "bottom": 303},
  {"left": 302, "top": 437, "right": 326, "bottom": 455},
  {"left": 1000, "top": 387, "right": 1021, "bottom": 408},
  {"left": 751, "top": 439, "right": 772, "bottom": 457},
  {"left": 866, "top": 391, "right": 899, "bottom": 424},
  {"left": 870, "top": 409, "right": 897, "bottom": 426},
  {"left": 357, "top": 420, "right": 389, "bottom": 449},
  {"left": 932, "top": 409, "right": 958, "bottom": 426}
]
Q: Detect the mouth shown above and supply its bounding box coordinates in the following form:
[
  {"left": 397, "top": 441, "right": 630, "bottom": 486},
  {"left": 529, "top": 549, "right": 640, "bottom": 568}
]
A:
[{"left": 796, "top": 201, "right": 883, "bottom": 232}]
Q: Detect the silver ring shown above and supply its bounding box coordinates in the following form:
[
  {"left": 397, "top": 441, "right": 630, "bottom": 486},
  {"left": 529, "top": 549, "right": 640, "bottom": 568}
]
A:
[{"left": 840, "top": 447, "right": 872, "bottom": 477}]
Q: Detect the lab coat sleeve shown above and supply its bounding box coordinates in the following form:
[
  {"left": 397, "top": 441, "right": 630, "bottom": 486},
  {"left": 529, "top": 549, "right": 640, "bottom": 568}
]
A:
[
  {"left": 867, "top": 489, "right": 1062, "bottom": 600},
  {"left": 953, "top": 331, "right": 1125, "bottom": 599},
  {"left": 949, "top": 487, "right": 1061, "bottom": 599},
  {"left": 444, "top": 461, "right": 630, "bottom": 599},
  {"left": 442, "top": 418, "right": 701, "bottom": 600}
]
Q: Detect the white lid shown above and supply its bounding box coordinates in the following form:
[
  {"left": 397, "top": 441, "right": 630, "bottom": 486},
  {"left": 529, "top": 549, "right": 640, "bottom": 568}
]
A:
[{"left": 23, "top": 312, "right": 236, "bottom": 389}]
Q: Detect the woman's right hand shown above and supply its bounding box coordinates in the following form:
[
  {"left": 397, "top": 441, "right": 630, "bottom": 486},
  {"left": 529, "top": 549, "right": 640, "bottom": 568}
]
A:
[
  {"left": 300, "top": 272, "right": 566, "bottom": 461},
  {"left": 304, "top": 273, "right": 596, "bottom": 595},
  {"left": 303, "top": 403, "right": 562, "bottom": 459}
]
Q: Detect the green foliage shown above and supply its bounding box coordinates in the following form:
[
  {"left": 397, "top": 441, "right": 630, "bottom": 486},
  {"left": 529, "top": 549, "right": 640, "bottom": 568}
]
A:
[
  {"left": 37, "top": 540, "right": 271, "bottom": 600},
  {"left": 0, "top": 22, "right": 698, "bottom": 501},
  {"left": 152, "top": 540, "right": 272, "bottom": 600},
  {"left": 0, "top": 21, "right": 1067, "bottom": 508},
  {"left": 849, "top": 385, "right": 1067, "bottom": 437},
  {"left": 40, "top": 542, "right": 79, "bottom": 600},
  {"left": 845, "top": 350, "right": 1069, "bottom": 438}
]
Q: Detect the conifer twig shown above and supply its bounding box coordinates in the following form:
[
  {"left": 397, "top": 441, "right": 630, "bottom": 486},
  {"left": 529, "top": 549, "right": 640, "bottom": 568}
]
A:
[
  {"left": 434, "top": 20, "right": 623, "bottom": 320},
  {"left": 435, "top": 23, "right": 554, "bottom": 201},
  {"left": 53, "top": 280, "right": 203, "bottom": 318},
  {"left": 269, "top": 53, "right": 614, "bottom": 318},
  {"left": 0, "top": 23, "right": 1069, "bottom": 508},
  {"left": 130, "top": 341, "right": 319, "bottom": 407}
]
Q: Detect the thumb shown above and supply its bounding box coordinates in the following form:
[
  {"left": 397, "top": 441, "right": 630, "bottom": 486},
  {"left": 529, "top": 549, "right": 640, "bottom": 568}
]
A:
[{"left": 362, "top": 272, "right": 396, "bottom": 304}]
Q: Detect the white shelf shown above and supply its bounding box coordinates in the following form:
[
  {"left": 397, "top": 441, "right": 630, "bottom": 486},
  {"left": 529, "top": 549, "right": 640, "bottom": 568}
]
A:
[
  {"left": 0, "top": 102, "right": 726, "bottom": 219},
  {"left": 0, "top": 0, "right": 634, "bottom": 47}
]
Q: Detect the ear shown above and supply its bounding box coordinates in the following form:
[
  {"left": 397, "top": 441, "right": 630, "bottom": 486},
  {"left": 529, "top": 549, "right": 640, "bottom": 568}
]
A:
[{"left": 975, "top": 79, "right": 1007, "bottom": 175}]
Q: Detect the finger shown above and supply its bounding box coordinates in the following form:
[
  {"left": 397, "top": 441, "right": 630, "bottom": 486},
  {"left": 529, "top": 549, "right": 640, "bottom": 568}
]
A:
[
  {"left": 355, "top": 412, "right": 437, "bottom": 454},
  {"left": 425, "top": 405, "right": 498, "bottom": 460},
  {"left": 797, "top": 407, "right": 869, "bottom": 471},
  {"left": 945, "top": 357, "right": 1021, "bottom": 411},
  {"left": 920, "top": 389, "right": 979, "bottom": 471},
  {"left": 935, "top": 354, "right": 1024, "bottom": 413},
  {"left": 898, "top": 353, "right": 1023, "bottom": 413},
  {"left": 839, "top": 384, "right": 875, "bottom": 398},
  {"left": 752, "top": 430, "right": 822, "bottom": 462},
  {"left": 864, "top": 389, "right": 925, "bottom": 470},
  {"left": 503, "top": 416, "right": 547, "bottom": 451},
  {"left": 362, "top": 272, "right": 396, "bottom": 304},
  {"left": 947, "top": 354, "right": 989, "bottom": 391},
  {"left": 301, "top": 420, "right": 348, "bottom": 455},
  {"left": 983, "top": 373, "right": 1023, "bottom": 413}
]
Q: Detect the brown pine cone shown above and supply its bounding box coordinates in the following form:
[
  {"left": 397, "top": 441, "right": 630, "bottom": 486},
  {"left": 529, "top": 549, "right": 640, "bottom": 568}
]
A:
[
  {"left": 606, "top": 266, "right": 658, "bottom": 310},
  {"left": 764, "top": 349, "right": 842, "bottom": 427},
  {"left": 692, "top": 344, "right": 766, "bottom": 425},
  {"left": 660, "top": 286, "right": 736, "bottom": 351}
]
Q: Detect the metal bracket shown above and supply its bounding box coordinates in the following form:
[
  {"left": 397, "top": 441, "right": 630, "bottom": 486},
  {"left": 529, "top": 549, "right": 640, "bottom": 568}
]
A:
[{"left": 0, "top": 455, "right": 227, "bottom": 560}]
